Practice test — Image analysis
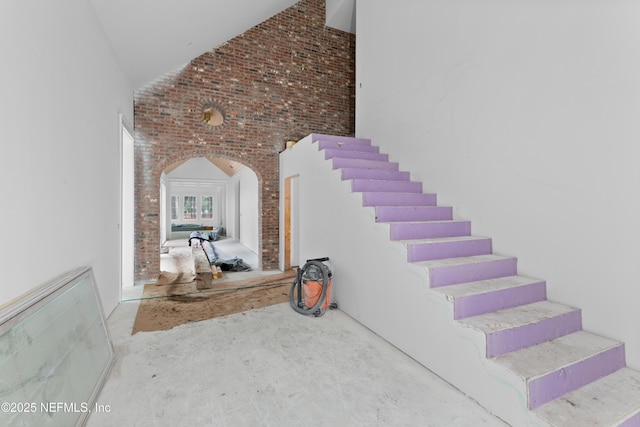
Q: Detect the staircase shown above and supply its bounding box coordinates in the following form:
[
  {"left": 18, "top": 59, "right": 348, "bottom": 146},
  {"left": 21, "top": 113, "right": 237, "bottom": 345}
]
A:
[{"left": 281, "top": 134, "right": 640, "bottom": 426}]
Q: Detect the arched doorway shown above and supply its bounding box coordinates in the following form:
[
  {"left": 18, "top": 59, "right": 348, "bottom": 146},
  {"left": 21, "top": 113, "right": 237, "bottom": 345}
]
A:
[
  {"left": 160, "top": 156, "right": 260, "bottom": 269},
  {"left": 134, "top": 144, "right": 280, "bottom": 283}
]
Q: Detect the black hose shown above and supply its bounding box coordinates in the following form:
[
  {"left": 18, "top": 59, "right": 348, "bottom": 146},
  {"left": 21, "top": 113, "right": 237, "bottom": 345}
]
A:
[{"left": 289, "top": 260, "right": 330, "bottom": 316}]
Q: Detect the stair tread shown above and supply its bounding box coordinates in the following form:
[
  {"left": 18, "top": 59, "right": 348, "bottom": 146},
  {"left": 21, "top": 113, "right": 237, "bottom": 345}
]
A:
[
  {"left": 378, "top": 205, "right": 451, "bottom": 210},
  {"left": 351, "top": 178, "right": 420, "bottom": 183},
  {"left": 388, "top": 220, "right": 471, "bottom": 237},
  {"left": 312, "top": 134, "right": 371, "bottom": 144},
  {"left": 415, "top": 254, "right": 516, "bottom": 268},
  {"left": 533, "top": 367, "right": 640, "bottom": 426},
  {"left": 432, "top": 275, "right": 543, "bottom": 298},
  {"left": 398, "top": 235, "right": 490, "bottom": 245},
  {"left": 387, "top": 220, "right": 469, "bottom": 225},
  {"left": 352, "top": 179, "right": 422, "bottom": 192},
  {"left": 332, "top": 158, "right": 398, "bottom": 169},
  {"left": 325, "top": 148, "right": 380, "bottom": 154},
  {"left": 361, "top": 192, "right": 436, "bottom": 198},
  {"left": 375, "top": 206, "right": 454, "bottom": 222},
  {"left": 493, "top": 330, "right": 623, "bottom": 379},
  {"left": 331, "top": 155, "right": 389, "bottom": 160},
  {"left": 326, "top": 150, "right": 388, "bottom": 160},
  {"left": 341, "top": 169, "right": 410, "bottom": 180},
  {"left": 373, "top": 204, "right": 439, "bottom": 208},
  {"left": 318, "top": 141, "right": 379, "bottom": 152},
  {"left": 458, "top": 300, "right": 579, "bottom": 333},
  {"left": 362, "top": 193, "right": 438, "bottom": 208}
]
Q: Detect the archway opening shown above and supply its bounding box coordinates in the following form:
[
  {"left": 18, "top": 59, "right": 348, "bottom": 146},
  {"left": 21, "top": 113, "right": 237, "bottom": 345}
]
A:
[{"left": 160, "top": 156, "right": 260, "bottom": 272}]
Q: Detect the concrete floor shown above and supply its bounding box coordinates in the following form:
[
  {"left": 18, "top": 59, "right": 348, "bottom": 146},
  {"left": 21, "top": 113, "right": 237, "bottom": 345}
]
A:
[{"left": 87, "top": 299, "right": 508, "bottom": 426}]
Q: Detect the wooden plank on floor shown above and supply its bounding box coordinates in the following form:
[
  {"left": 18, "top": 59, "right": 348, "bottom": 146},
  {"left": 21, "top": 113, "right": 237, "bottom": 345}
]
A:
[
  {"left": 213, "top": 269, "right": 297, "bottom": 291},
  {"left": 193, "top": 247, "right": 213, "bottom": 289}
]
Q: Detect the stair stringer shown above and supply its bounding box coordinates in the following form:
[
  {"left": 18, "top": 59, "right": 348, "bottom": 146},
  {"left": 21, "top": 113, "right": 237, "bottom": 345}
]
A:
[{"left": 280, "top": 134, "right": 548, "bottom": 426}]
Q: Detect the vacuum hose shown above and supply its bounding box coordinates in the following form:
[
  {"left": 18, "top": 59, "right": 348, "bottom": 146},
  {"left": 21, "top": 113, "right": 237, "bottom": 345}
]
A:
[{"left": 289, "top": 257, "right": 335, "bottom": 317}]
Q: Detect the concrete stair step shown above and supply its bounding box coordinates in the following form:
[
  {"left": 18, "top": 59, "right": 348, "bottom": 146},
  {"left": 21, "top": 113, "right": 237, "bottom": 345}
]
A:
[
  {"left": 432, "top": 275, "right": 547, "bottom": 319},
  {"left": 362, "top": 192, "right": 437, "bottom": 207},
  {"left": 533, "top": 366, "right": 640, "bottom": 426},
  {"left": 317, "top": 140, "right": 379, "bottom": 152},
  {"left": 416, "top": 254, "right": 519, "bottom": 288},
  {"left": 341, "top": 168, "right": 410, "bottom": 181},
  {"left": 324, "top": 149, "right": 389, "bottom": 161},
  {"left": 375, "top": 205, "right": 453, "bottom": 222},
  {"left": 459, "top": 300, "right": 582, "bottom": 358},
  {"left": 389, "top": 220, "right": 471, "bottom": 240},
  {"left": 401, "top": 236, "right": 492, "bottom": 262},
  {"left": 494, "top": 330, "right": 626, "bottom": 410},
  {"left": 311, "top": 133, "right": 371, "bottom": 145},
  {"left": 332, "top": 157, "right": 399, "bottom": 170},
  {"left": 351, "top": 179, "right": 423, "bottom": 193}
]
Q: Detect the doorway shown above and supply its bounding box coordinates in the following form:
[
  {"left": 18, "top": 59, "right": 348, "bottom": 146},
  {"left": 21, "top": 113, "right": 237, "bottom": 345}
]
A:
[
  {"left": 120, "top": 115, "right": 135, "bottom": 295},
  {"left": 159, "top": 157, "right": 260, "bottom": 266},
  {"left": 284, "top": 175, "right": 300, "bottom": 270}
]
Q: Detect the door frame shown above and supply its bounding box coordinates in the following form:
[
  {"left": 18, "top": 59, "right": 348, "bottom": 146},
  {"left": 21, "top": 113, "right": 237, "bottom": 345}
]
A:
[
  {"left": 284, "top": 175, "right": 299, "bottom": 270},
  {"left": 119, "top": 113, "right": 135, "bottom": 299}
]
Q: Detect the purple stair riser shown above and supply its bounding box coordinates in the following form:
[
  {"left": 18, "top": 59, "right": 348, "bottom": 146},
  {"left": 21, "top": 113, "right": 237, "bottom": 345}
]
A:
[
  {"left": 362, "top": 192, "right": 437, "bottom": 207},
  {"left": 332, "top": 157, "right": 399, "bottom": 171},
  {"left": 318, "top": 140, "right": 379, "bottom": 152},
  {"left": 342, "top": 168, "right": 410, "bottom": 181},
  {"left": 620, "top": 411, "right": 640, "bottom": 427},
  {"left": 376, "top": 206, "right": 453, "bottom": 222},
  {"left": 391, "top": 221, "right": 471, "bottom": 240},
  {"left": 454, "top": 281, "right": 547, "bottom": 320},
  {"left": 408, "top": 238, "right": 492, "bottom": 262},
  {"left": 352, "top": 179, "right": 422, "bottom": 193},
  {"left": 429, "top": 257, "right": 518, "bottom": 288},
  {"left": 529, "top": 344, "right": 626, "bottom": 409},
  {"left": 325, "top": 149, "right": 389, "bottom": 161},
  {"left": 486, "top": 310, "right": 582, "bottom": 358},
  {"left": 312, "top": 134, "right": 371, "bottom": 145}
]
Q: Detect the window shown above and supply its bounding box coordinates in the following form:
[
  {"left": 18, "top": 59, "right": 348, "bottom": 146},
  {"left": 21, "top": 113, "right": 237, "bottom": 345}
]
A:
[
  {"left": 170, "top": 196, "right": 179, "bottom": 220},
  {"left": 183, "top": 196, "right": 197, "bottom": 220},
  {"left": 201, "top": 196, "right": 213, "bottom": 220},
  {"left": 169, "top": 178, "right": 224, "bottom": 224}
]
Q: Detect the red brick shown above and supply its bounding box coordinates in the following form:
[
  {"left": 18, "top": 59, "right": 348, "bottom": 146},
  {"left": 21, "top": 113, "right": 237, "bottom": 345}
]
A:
[{"left": 134, "top": 0, "right": 354, "bottom": 281}]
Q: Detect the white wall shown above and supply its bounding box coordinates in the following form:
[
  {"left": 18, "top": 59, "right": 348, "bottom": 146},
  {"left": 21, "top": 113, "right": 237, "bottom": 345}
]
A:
[
  {"left": 226, "top": 179, "right": 240, "bottom": 239},
  {"left": 235, "top": 167, "right": 259, "bottom": 255},
  {"left": 0, "top": 0, "right": 133, "bottom": 316},
  {"left": 356, "top": 0, "right": 640, "bottom": 369}
]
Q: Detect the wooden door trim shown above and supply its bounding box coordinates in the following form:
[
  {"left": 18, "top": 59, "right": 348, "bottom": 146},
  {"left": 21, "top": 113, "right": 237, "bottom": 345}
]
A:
[{"left": 284, "top": 175, "right": 298, "bottom": 270}]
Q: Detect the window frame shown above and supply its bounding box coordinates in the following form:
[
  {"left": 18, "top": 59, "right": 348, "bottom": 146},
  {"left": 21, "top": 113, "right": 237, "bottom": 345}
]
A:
[
  {"left": 182, "top": 195, "right": 197, "bottom": 220},
  {"left": 201, "top": 195, "right": 214, "bottom": 220}
]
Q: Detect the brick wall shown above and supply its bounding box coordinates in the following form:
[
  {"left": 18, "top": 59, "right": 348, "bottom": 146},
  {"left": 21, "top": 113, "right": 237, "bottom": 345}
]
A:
[{"left": 134, "top": 0, "right": 355, "bottom": 281}]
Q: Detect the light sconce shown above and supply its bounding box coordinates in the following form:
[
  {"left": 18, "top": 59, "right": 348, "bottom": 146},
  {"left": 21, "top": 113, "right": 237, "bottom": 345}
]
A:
[{"left": 202, "top": 104, "right": 225, "bottom": 127}]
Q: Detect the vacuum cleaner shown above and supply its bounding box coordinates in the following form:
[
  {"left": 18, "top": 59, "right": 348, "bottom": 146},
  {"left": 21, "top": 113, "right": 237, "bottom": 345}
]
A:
[{"left": 289, "top": 257, "right": 336, "bottom": 317}]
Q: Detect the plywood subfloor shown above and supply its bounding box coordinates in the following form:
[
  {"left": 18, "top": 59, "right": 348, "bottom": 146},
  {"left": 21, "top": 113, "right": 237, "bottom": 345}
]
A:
[{"left": 131, "top": 270, "right": 296, "bottom": 334}]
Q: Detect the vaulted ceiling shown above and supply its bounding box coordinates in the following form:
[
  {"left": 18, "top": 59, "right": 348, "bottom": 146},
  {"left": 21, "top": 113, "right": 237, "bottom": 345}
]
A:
[{"left": 89, "top": 0, "right": 355, "bottom": 90}]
